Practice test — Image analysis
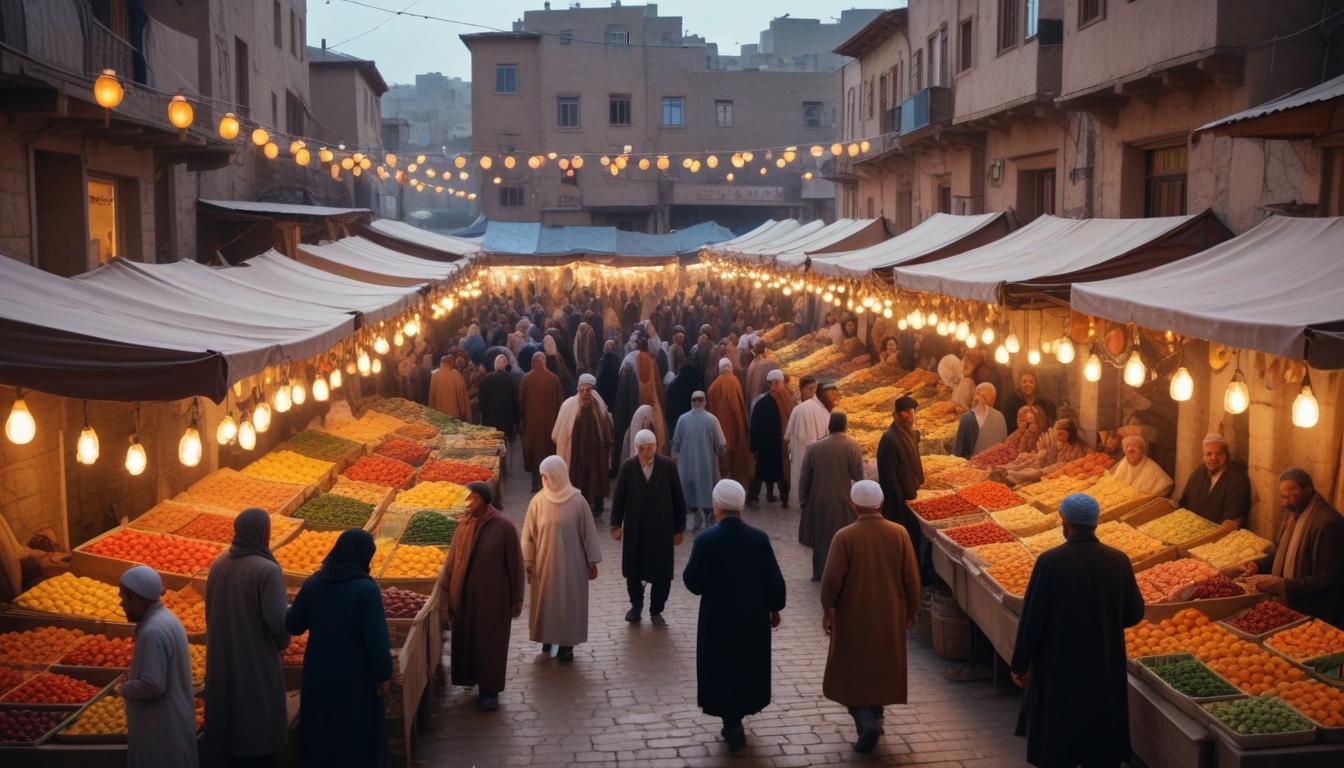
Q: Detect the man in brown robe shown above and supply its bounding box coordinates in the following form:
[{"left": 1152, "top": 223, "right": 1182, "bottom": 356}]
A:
[
  {"left": 744, "top": 342, "right": 780, "bottom": 405},
  {"left": 707, "top": 358, "right": 751, "bottom": 484},
  {"left": 821, "top": 480, "right": 920, "bottom": 754},
  {"left": 1241, "top": 467, "right": 1344, "bottom": 626},
  {"left": 552, "top": 374, "right": 613, "bottom": 517},
  {"left": 438, "top": 482, "right": 523, "bottom": 711},
  {"left": 519, "top": 351, "right": 564, "bottom": 492},
  {"left": 799, "top": 411, "right": 864, "bottom": 581},
  {"left": 428, "top": 352, "right": 470, "bottom": 420}
]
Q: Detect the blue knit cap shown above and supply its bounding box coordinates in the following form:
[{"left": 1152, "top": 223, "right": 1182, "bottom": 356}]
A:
[{"left": 1060, "top": 493, "right": 1100, "bottom": 526}]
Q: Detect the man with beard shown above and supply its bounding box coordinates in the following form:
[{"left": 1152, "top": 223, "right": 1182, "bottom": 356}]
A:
[
  {"left": 611, "top": 430, "right": 688, "bottom": 626},
  {"left": 552, "top": 374, "right": 614, "bottom": 517}
]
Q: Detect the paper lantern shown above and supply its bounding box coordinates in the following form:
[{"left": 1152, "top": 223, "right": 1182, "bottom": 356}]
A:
[
  {"left": 215, "top": 413, "right": 238, "bottom": 445},
  {"left": 251, "top": 127, "right": 269, "bottom": 146},
  {"left": 1083, "top": 353, "right": 1102, "bottom": 382},
  {"left": 329, "top": 369, "right": 343, "bottom": 389},
  {"left": 1292, "top": 377, "right": 1320, "bottom": 428},
  {"left": 454, "top": 155, "right": 467, "bottom": 168},
  {"left": 4, "top": 390, "right": 35, "bottom": 445},
  {"left": 263, "top": 142, "right": 279, "bottom": 159},
  {"left": 1123, "top": 351, "right": 1147, "bottom": 387},
  {"left": 295, "top": 148, "right": 311, "bottom": 166},
  {"left": 480, "top": 155, "right": 494, "bottom": 170},
  {"left": 93, "top": 69, "right": 123, "bottom": 110},
  {"left": 218, "top": 112, "right": 240, "bottom": 140},
  {"left": 252, "top": 402, "right": 272, "bottom": 433},
  {"left": 1055, "top": 337, "right": 1076, "bottom": 365},
  {"left": 830, "top": 143, "right": 843, "bottom": 156},
  {"left": 810, "top": 145, "right": 824, "bottom": 157},
  {"left": 371, "top": 358, "right": 383, "bottom": 374},
  {"left": 319, "top": 147, "right": 334, "bottom": 163},
  {"left": 374, "top": 336, "right": 390, "bottom": 355},
  {"left": 706, "top": 155, "right": 718, "bottom": 168},
  {"left": 638, "top": 158, "right": 650, "bottom": 171},
  {"left": 357, "top": 350, "right": 372, "bottom": 376},
  {"left": 656, "top": 156, "right": 670, "bottom": 171},
  {"left": 994, "top": 344, "right": 1010, "bottom": 365},
  {"left": 237, "top": 420, "right": 257, "bottom": 451},
  {"left": 273, "top": 385, "right": 291, "bottom": 413}
]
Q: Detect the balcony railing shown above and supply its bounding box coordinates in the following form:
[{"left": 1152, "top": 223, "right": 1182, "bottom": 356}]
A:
[
  {"left": 87, "top": 18, "right": 135, "bottom": 82},
  {"left": 899, "top": 87, "right": 952, "bottom": 136},
  {"left": 880, "top": 106, "right": 901, "bottom": 135}
]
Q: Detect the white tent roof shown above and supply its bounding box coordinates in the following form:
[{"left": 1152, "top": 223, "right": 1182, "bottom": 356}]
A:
[
  {"left": 297, "top": 237, "right": 467, "bottom": 286},
  {"left": 774, "top": 218, "right": 887, "bottom": 266},
  {"left": 1071, "top": 216, "right": 1344, "bottom": 368},
  {"left": 893, "top": 213, "right": 1205, "bottom": 304},
  {"left": 230, "top": 251, "right": 424, "bottom": 324},
  {"left": 708, "top": 220, "right": 796, "bottom": 252},
  {"left": 367, "top": 218, "right": 482, "bottom": 256},
  {"left": 717, "top": 220, "right": 825, "bottom": 258},
  {"left": 197, "top": 199, "right": 369, "bottom": 218},
  {"left": 808, "top": 213, "right": 1006, "bottom": 277}
]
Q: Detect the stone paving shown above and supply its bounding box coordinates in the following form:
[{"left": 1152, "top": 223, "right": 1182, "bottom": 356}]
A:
[{"left": 418, "top": 450, "right": 1028, "bottom": 767}]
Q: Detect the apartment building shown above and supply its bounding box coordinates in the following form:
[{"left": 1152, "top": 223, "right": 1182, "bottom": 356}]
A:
[
  {"left": 462, "top": 3, "right": 839, "bottom": 232},
  {"left": 308, "top": 44, "right": 389, "bottom": 210},
  {"left": 832, "top": 0, "right": 1344, "bottom": 236}
]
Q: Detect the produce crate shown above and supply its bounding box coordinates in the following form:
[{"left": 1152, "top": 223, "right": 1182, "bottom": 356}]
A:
[
  {"left": 1098, "top": 494, "right": 1157, "bottom": 523},
  {"left": 1129, "top": 545, "right": 1180, "bottom": 575},
  {"left": 1196, "top": 697, "right": 1318, "bottom": 750},
  {"left": 964, "top": 559, "right": 1025, "bottom": 613},
  {"left": 375, "top": 542, "right": 448, "bottom": 590},
  {"left": 1274, "top": 689, "right": 1344, "bottom": 743},
  {"left": 278, "top": 434, "right": 366, "bottom": 474},
  {"left": 0, "top": 703, "right": 84, "bottom": 747},
  {"left": 70, "top": 528, "right": 217, "bottom": 592},
  {"left": 384, "top": 581, "right": 439, "bottom": 635},
  {"left": 175, "top": 469, "right": 311, "bottom": 517},
  {"left": 1119, "top": 497, "right": 1179, "bottom": 526},
  {"left": 0, "top": 668, "right": 121, "bottom": 710},
  {"left": 1143, "top": 590, "right": 1263, "bottom": 623},
  {"left": 1218, "top": 604, "right": 1311, "bottom": 642},
  {"left": 51, "top": 688, "right": 206, "bottom": 744},
  {"left": 929, "top": 592, "right": 970, "bottom": 661},
  {"left": 1136, "top": 653, "right": 1246, "bottom": 723},
  {"left": 985, "top": 500, "right": 1057, "bottom": 537},
  {"left": 291, "top": 491, "right": 391, "bottom": 534}
]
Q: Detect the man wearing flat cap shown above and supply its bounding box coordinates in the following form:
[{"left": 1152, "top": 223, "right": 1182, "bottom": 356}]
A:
[
  {"left": 1178, "top": 434, "right": 1251, "bottom": 527},
  {"left": 611, "top": 430, "right": 688, "bottom": 626},
  {"left": 683, "top": 480, "right": 786, "bottom": 753},
  {"left": 1010, "top": 494, "right": 1144, "bottom": 768},
  {"left": 799, "top": 411, "right": 864, "bottom": 581},
  {"left": 117, "top": 565, "right": 199, "bottom": 767}
]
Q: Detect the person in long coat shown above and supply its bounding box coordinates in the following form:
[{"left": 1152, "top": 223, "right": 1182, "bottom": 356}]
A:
[
  {"left": 876, "top": 396, "right": 925, "bottom": 552},
  {"left": 748, "top": 369, "right": 793, "bottom": 507},
  {"left": 552, "top": 374, "right": 613, "bottom": 516},
  {"left": 428, "top": 353, "right": 470, "bottom": 420},
  {"left": 611, "top": 430, "right": 688, "bottom": 625},
  {"left": 117, "top": 566, "right": 199, "bottom": 768},
  {"left": 635, "top": 340, "right": 667, "bottom": 445},
  {"left": 707, "top": 358, "right": 751, "bottom": 485},
  {"left": 519, "top": 351, "right": 564, "bottom": 491},
  {"left": 744, "top": 342, "right": 780, "bottom": 405},
  {"left": 1011, "top": 494, "right": 1144, "bottom": 768},
  {"left": 799, "top": 412, "right": 864, "bottom": 581},
  {"left": 664, "top": 358, "right": 703, "bottom": 443},
  {"left": 438, "top": 482, "right": 524, "bottom": 711},
  {"left": 521, "top": 456, "right": 603, "bottom": 663},
  {"left": 610, "top": 360, "right": 643, "bottom": 470},
  {"left": 619, "top": 403, "right": 661, "bottom": 466},
  {"left": 286, "top": 529, "right": 393, "bottom": 768},
  {"left": 672, "top": 391, "right": 727, "bottom": 533},
  {"left": 479, "top": 354, "right": 521, "bottom": 443},
  {"left": 203, "top": 509, "right": 289, "bottom": 765},
  {"left": 953, "top": 382, "right": 1006, "bottom": 458},
  {"left": 821, "top": 481, "right": 921, "bottom": 754},
  {"left": 595, "top": 339, "right": 622, "bottom": 407},
  {"left": 683, "top": 480, "right": 786, "bottom": 753},
  {"left": 573, "top": 321, "right": 598, "bottom": 376}
]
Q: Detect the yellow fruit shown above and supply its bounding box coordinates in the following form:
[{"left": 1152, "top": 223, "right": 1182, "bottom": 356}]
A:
[
  {"left": 241, "top": 450, "right": 334, "bottom": 485},
  {"left": 1136, "top": 508, "right": 1219, "bottom": 545},
  {"left": 1020, "top": 527, "right": 1065, "bottom": 555},
  {"left": 990, "top": 504, "right": 1054, "bottom": 533},
  {"left": 391, "top": 481, "right": 469, "bottom": 511},
  {"left": 14, "top": 573, "right": 124, "bottom": 621},
  {"left": 63, "top": 694, "right": 128, "bottom": 735},
  {"left": 329, "top": 477, "right": 394, "bottom": 506},
  {"left": 1096, "top": 521, "right": 1166, "bottom": 562},
  {"left": 274, "top": 530, "right": 343, "bottom": 574},
  {"left": 379, "top": 544, "right": 445, "bottom": 578}
]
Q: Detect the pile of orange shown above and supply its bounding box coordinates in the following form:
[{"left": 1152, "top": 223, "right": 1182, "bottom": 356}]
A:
[
  {"left": 1207, "top": 651, "right": 1306, "bottom": 695},
  {"left": 0, "top": 627, "right": 86, "bottom": 665},
  {"left": 1273, "top": 680, "right": 1344, "bottom": 727},
  {"left": 162, "top": 587, "right": 206, "bottom": 634},
  {"left": 1266, "top": 619, "right": 1344, "bottom": 661},
  {"left": 82, "top": 529, "right": 222, "bottom": 575},
  {"left": 1124, "top": 608, "right": 1259, "bottom": 661}
]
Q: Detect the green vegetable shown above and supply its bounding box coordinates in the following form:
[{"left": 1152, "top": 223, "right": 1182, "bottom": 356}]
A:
[
  {"left": 401, "top": 511, "right": 458, "bottom": 546},
  {"left": 286, "top": 430, "right": 361, "bottom": 461},
  {"left": 295, "top": 494, "right": 375, "bottom": 527},
  {"left": 1143, "top": 656, "right": 1239, "bottom": 698},
  {"left": 1203, "top": 696, "right": 1314, "bottom": 735}
]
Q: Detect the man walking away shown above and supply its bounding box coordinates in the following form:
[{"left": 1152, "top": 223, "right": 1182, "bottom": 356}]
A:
[
  {"left": 611, "top": 429, "right": 688, "bottom": 627},
  {"left": 877, "top": 396, "right": 927, "bottom": 573},
  {"left": 519, "top": 351, "right": 564, "bottom": 491},
  {"left": 798, "top": 411, "right": 864, "bottom": 581},
  {"left": 748, "top": 369, "right": 793, "bottom": 507}
]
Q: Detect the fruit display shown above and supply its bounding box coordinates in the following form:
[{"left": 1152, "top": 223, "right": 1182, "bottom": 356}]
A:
[
  {"left": 1189, "top": 529, "right": 1274, "bottom": 570},
  {"left": 178, "top": 469, "right": 302, "bottom": 514},
  {"left": 172, "top": 512, "right": 299, "bottom": 548},
  {"left": 430, "top": 416, "right": 501, "bottom": 437},
  {"left": 294, "top": 494, "right": 377, "bottom": 528},
  {"left": 957, "top": 482, "right": 1026, "bottom": 511},
  {"left": 1125, "top": 609, "right": 1252, "bottom": 660},
  {"left": 1087, "top": 474, "right": 1152, "bottom": 516},
  {"left": 1, "top": 672, "right": 102, "bottom": 705},
  {"left": 189, "top": 643, "right": 206, "bottom": 686},
  {"left": 60, "top": 693, "right": 127, "bottom": 737},
  {"left": 343, "top": 454, "right": 416, "bottom": 488},
  {"left": 1207, "top": 650, "right": 1306, "bottom": 695},
  {"left": 383, "top": 587, "right": 430, "bottom": 619},
  {"left": 968, "top": 442, "right": 1020, "bottom": 469},
  {"left": 82, "top": 529, "right": 223, "bottom": 575},
  {"left": 161, "top": 587, "right": 206, "bottom": 634},
  {"left": 986, "top": 558, "right": 1035, "bottom": 597},
  {"left": 773, "top": 334, "right": 829, "bottom": 365},
  {"left": 396, "top": 421, "right": 442, "bottom": 441},
  {"left": 284, "top": 429, "right": 362, "bottom": 462},
  {"left": 837, "top": 385, "right": 903, "bottom": 415},
  {"left": 131, "top": 500, "right": 213, "bottom": 533},
  {"left": 781, "top": 344, "right": 847, "bottom": 379},
  {"left": 401, "top": 511, "right": 459, "bottom": 546},
  {"left": 894, "top": 368, "right": 941, "bottom": 390},
  {"left": 1272, "top": 680, "right": 1344, "bottom": 727},
  {"left": 0, "top": 666, "right": 28, "bottom": 693},
  {"left": 391, "top": 481, "right": 470, "bottom": 512},
  {"left": 0, "top": 709, "right": 70, "bottom": 745},
  {"left": 241, "top": 450, "right": 335, "bottom": 486},
  {"left": 846, "top": 409, "right": 894, "bottom": 431},
  {"left": 274, "top": 530, "right": 342, "bottom": 574},
  {"left": 1017, "top": 474, "right": 1098, "bottom": 509},
  {"left": 282, "top": 633, "right": 308, "bottom": 665},
  {"left": 928, "top": 466, "right": 991, "bottom": 488},
  {"left": 989, "top": 505, "right": 1055, "bottom": 534},
  {"left": 1203, "top": 696, "right": 1313, "bottom": 735},
  {"left": 1136, "top": 508, "right": 1220, "bottom": 545},
  {"left": 1225, "top": 601, "right": 1306, "bottom": 637},
  {"left": 908, "top": 493, "right": 979, "bottom": 521},
  {"left": 921, "top": 454, "right": 966, "bottom": 477},
  {"left": 1135, "top": 558, "right": 1218, "bottom": 603},
  {"left": 1141, "top": 655, "right": 1240, "bottom": 698},
  {"left": 1020, "top": 526, "right": 1066, "bottom": 555},
  {"left": 1186, "top": 574, "right": 1246, "bottom": 600},
  {"left": 1095, "top": 521, "right": 1166, "bottom": 562},
  {"left": 14, "top": 573, "right": 125, "bottom": 621},
  {"left": 835, "top": 362, "right": 902, "bottom": 394},
  {"left": 438, "top": 435, "right": 506, "bottom": 453},
  {"left": 969, "top": 541, "right": 1035, "bottom": 568},
  {"left": 943, "top": 521, "right": 1015, "bottom": 548},
  {"left": 419, "top": 458, "right": 494, "bottom": 484},
  {"left": 1044, "top": 452, "right": 1115, "bottom": 480},
  {"left": 329, "top": 477, "right": 394, "bottom": 506},
  {"left": 376, "top": 437, "right": 432, "bottom": 466},
  {"left": 920, "top": 418, "right": 961, "bottom": 444},
  {"left": 58, "top": 635, "right": 134, "bottom": 668},
  {"left": 1266, "top": 620, "right": 1344, "bottom": 662},
  {"left": 850, "top": 428, "right": 883, "bottom": 455},
  {"left": 0, "top": 627, "right": 88, "bottom": 665},
  {"left": 379, "top": 544, "right": 447, "bottom": 579}
]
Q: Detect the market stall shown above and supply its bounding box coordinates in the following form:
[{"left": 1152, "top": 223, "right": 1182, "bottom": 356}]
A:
[
  {"left": 297, "top": 236, "right": 469, "bottom": 287},
  {"left": 807, "top": 211, "right": 1015, "bottom": 281},
  {"left": 363, "top": 218, "right": 483, "bottom": 262}
]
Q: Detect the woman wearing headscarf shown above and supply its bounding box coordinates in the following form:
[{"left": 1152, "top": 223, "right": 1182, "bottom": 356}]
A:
[
  {"left": 595, "top": 339, "right": 622, "bottom": 408},
  {"left": 286, "top": 530, "right": 393, "bottom": 768},
  {"left": 204, "top": 509, "right": 290, "bottom": 766},
  {"left": 542, "top": 332, "right": 577, "bottom": 397},
  {"left": 664, "top": 357, "right": 703, "bottom": 447},
  {"left": 573, "top": 321, "right": 598, "bottom": 376},
  {"left": 1002, "top": 418, "right": 1093, "bottom": 486},
  {"left": 1110, "top": 435, "right": 1174, "bottom": 496},
  {"left": 521, "top": 456, "right": 603, "bottom": 664},
  {"left": 621, "top": 404, "right": 661, "bottom": 465},
  {"left": 548, "top": 326, "right": 580, "bottom": 383}
]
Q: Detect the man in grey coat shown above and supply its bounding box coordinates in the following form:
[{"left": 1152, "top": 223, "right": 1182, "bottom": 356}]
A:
[
  {"left": 204, "top": 509, "right": 291, "bottom": 766},
  {"left": 798, "top": 411, "right": 865, "bottom": 581}
]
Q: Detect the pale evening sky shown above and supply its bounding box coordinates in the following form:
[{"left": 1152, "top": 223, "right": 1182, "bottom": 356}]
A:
[{"left": 306, "top": 0, "right": 892, "bottom": 84}]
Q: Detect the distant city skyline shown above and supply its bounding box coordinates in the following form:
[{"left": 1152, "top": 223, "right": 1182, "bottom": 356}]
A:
[{"left": 306, "top": 0, "right": 890, "bottom": 83}]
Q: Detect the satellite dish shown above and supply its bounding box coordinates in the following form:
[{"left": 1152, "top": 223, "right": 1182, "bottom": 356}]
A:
[{"left": 409, "top": 210, "right": 433, "bottom": 220}]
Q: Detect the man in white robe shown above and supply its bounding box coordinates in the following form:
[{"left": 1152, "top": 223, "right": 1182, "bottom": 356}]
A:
[
  {"left": 786, "top": 379, "right": 838, "bottom": 493},
  {"left": 672, "top": 391, "right": 727, "bottom": 533},
  {"left": 520, "top": 456, "right": 603, "bottom": 663},
  {"left": 1110, "top": 435, "right": 1174, "bottom": 496}
]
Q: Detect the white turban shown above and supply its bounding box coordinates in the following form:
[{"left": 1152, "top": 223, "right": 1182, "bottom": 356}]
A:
[
  {"left": 1121, "top": 434, "right": 1147, "bottom": 451},
  {"left": 712, "top": 479, "right": 746, "bottom": 512},
  {"left": 578, "top": 373, "right": 597, "bottom": 387},
  {"left": 718, "top": 358, "right": 733, "bottom": 373},
  {"left": 766, "top": 368, "right": 784, "bottom": 383},
  {"left": 850, "top": 480, "right": 884, "bottom": 509},
  {"left": 691, "top": 390, "right": 706, "bottom": 402},
  {"left": 119, "top": 565, "right": 163, "bottom": 601},
  {"left": 634, "top": 429, "right": 656, "bottom": 447},
  {"left": 494, "top": 354, "right": 508, "bottom": 371}
]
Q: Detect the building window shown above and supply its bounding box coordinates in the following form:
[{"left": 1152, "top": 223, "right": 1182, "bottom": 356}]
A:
[
  {"left": 1145, "top": 145, "right": 1187, "bottom": 217},
  {"left": 290, "top": 9, "right": 298, "bottom": 55},
  {"left": 662, "top": 97, "right": 684, "bottom": 127},
  {"left": 715, "top": 99, "right": 733, "bottom": 127},
  {"left": 610, "top": 94, "right": 632, "bottom": 125},
  {"left": 866, "top": 197, "right": 875, "bottom": 218},
  {"left": 1026, "top": 0, "right": 1039, "bottom": 37},
  {"left": 845, "top": 89, "right": 855, "bottom": 137},
  {"left": 867, "top": 78, "right": 874, "bottom": 119},
  {"left": 560, "top": 29, "right": 573, "bottom": 45},
  {"left": 878, "top": 74, "right": 888, "bottom": 115},
  {"left": 998, "top": 1, "right": 1018, "bottom": 50},
  {"left": 496, "top": 65, "right": 517, "bottom": 94},
  {"left": 557, "top": 96, "right": 580, "bottom": 128},
  {"left": 928, "top": 29, "right": 948, "bottom": 86},
  {"left": 273, "top": 1, "right": 281, "bottom": 48},
  {"left": 285, "top": 90, "right": 304, "bottom": 135},
  {"left": 234, "top": 37, "right": 249, "bottom": 114},
  {"left": 938, "top": 183, "right": 953, "bottom": 214},
  {"left": 1079, "top": 0, "right": 1104, "bottom": 26},
  {"left": 271, "top": 91, "right": 278, "bottom": 125},
  {"left": 499, "top": 187, "right": 524, "bottom": 207},
  {"left": 605, "top": 25, "right": 630, "bottom": 46},
  {"left": 912, "top": 49, "right": 924, "bottom": 92},
  {"left": 960, "top": 18, "right": 975, "bottom": 71},
  {"left": 1019, "top": 168, "right": 1056, "bottom": 221}
]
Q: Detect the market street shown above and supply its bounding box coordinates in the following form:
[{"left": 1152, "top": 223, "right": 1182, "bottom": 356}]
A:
[{"left": 420, "top": 453, "right": 1026, "bottom": 768}]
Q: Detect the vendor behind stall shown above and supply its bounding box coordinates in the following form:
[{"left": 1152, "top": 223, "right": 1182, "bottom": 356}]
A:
[
  {"left": 1177, "top": 434, "right": 1251, "bottom": 527},
  {"left": 1110, "top": 435, "right": 1173, "bottom": 496}
]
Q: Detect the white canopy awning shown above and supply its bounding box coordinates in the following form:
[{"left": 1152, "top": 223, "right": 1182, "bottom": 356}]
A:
[
  {"left": 808, "top": 212, "right": 1009, "bottom": 278},
  {"left": 297, "top": 237, "right": 467, "bottom": 286},
  {"left": 1071, "top": 215, "right": 1344, "bottom": 368},
  {"left": 774, "top": 218, "right": 888, "bottom": 267},
  {"left": 367, "top": 218, "right": 482, "bottom": 257},
  {"left": 230, "top": 250, "right": 424, "bottom": 324},
  {"left": 715, "top": 220, "right": 825, "bottom": 260},
  {"left": 197, "top": 199, "right": 369, "bottom": 219},
  {"left": 707, "top": 220, "right": 795, "bottom": 252}
]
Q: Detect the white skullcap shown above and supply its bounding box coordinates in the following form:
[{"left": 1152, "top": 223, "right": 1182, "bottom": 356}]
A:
[
  {"left": 712, "top": 479, "right": 746, "bottom": 512},
  {"left": 850, "top": 480, "right": 884, "bottom": 509},
  {"left": 766, "top": 369, "right": 784, "bottom": 383},
  {"left": 1202, "top": 433, "right": 1228, "bottom": 447},
  {"left": 1121, "top": 434, "right": 1147, "bottom": 450},
  {"left": 578, "top": 373, "right": 597, "bottom": 387},
  {"left": 718, "top": 358, "right": 733, "bottom": 373},
  {"left": 691, "top": 390, "right": 706, "bottom": 400},
  {"left": 119, "top": 565, "right": 163, "bottom": 601},
  {"left": 634, "top": 429, "right": 656, "bottom": 447}
]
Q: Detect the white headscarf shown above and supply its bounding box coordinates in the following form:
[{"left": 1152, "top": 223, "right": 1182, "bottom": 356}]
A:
[
  {"left": 718, "top": 358, "right": 733, "bottom": 374},
  {"left": 539, "top": 455, "right": 580, "bottom": 505},
  {"left": 634, "top": 429, "right": 656, "bottom": 447}
]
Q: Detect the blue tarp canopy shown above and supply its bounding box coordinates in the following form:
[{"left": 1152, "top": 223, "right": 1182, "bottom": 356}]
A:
[{"left": 481, "top": 220, "right": 733, "bottom": 258}]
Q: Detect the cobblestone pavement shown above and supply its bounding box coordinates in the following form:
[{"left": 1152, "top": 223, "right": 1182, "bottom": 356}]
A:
[{"left": 418, "top": 450, "right": 1028, "bottom": 767}]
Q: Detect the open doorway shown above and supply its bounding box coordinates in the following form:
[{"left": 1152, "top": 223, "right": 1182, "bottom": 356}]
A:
[{"left": 88, "top": 177, "right": 119, "bottom": 263}]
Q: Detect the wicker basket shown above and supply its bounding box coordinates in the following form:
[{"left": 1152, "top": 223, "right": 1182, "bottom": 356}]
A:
[{"left": 930, "top": 592, "right": 970, "bottom": 661}]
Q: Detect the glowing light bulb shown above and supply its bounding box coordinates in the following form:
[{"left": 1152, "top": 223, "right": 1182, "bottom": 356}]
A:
[
  {"left": 909, "top": 311, "right": 925, "bottom": 330},
  {"left": 394, "top": 331, "right": 405, "bottom": 347},
  {"left": 1027, "top": 349, "right": 1042, "bottom": 366},
  {"left": 253, "top": 402, "right": 272, "bottom": 433},
  {"left": 1169, "top": 367, "right": 1194, "bottom": 402},
  {"left": 251, "top": 127, "right": 269, "bottom": 146},
  {"left": 926, "top": 312, "right": 938, "bottom": 326},
  {"left": 371, "top": 358, "right": 383, "bottom": 374},
  {"left": 357, "top": 351, "right": 372, "bottom": 376},
  {"left": 1223, "top": 372, "right": 1250, "bottom": 414},
  {"left": 313, "top": 376, "right": 330, "bottom": 402},
  {"left": 125, "top": 440, "right": 147, "bottom": 476},
  {"left": 178, "top": 425, "right": 202, "bottom": 467},
  {"left": 5, "top": 394, "right": 36, "bottom": 444},
  {"left": 76, "top": 424, "right": 100, "bottom": 465},
  {"left": 965, "top": 334, "right": 978, "bottom": 349},
  {"left": 897, "top": 318, "right": 908, "bottom": 330},
  {"left": 238, "top": 420, "right": 257, "bottom": 450},
  {"left": 994, "top": 345, "right": 1010, "bottom": 365},
  {"left": 955, "top": 322, "right": 969, "bottom": 341},
  {"left": 882, "top": 307, "right": 893, "bottom": 319},
  {"left": 374, "top": 336, "right": 390, "bottom": 355},
  {"left": 936, "top": 321, "right": 949, "bottom": 336},
  {"left": 273, "top": 385, "right": 292, "bottom": 413},
  {"left": 1083, "top": 353, "right": 1103, "bottom": 383},
  {"left": 1292, "top": 381, "right": 1320, "bottom": 428},
  {"left": 1055, "top": 337, "right": 1076, "bottom": 365},
  {"left": 291, "top": 381, "right": 306, "bottom": 406},
  {"left": 981, "top": 327, "right": 995, "bottom": 345},
  {"left": 167, "top": 94, "right": 193, "bottom": 130},
  {"left": 1123, "top": 351, "right": 1147, "bottom": 387},
  {"left": 404, "top": 320, "right": 419, "bottom": 337},
  {"left": 1004, "top": 333, "right": 1021, "bottom": 354},
  {"left": 329, "top": 369, "right": 343, "bottom": 389},
  {"left": 216, "top": 413, "right": 238, "bottom": 445},
  {"left": 218, "top": 112, "right": 240, "bottom": 140}
]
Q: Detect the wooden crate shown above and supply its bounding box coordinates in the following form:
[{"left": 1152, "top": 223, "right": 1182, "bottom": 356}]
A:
[
  {"left": 0, "top": 667, "right": 121, "bottom": 710},
  {"left": 1135, "top": 653, "right": 1246, "bottom": 724},
  {"left": 70, "top": 528, "right": 220, "bottom": 592},
  {"left": 1144, "top": 591, "right": 1265, "bottom": 623}
]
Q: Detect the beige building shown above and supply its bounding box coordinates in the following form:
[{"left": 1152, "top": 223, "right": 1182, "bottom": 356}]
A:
[
  {"left": 462, "top": 3, "right": 840, "bottom": 232},
  {"left": 309, "top": 44, "right": 389, "bottom": 210}
]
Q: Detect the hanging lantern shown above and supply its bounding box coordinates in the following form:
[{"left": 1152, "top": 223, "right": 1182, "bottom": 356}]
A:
[
  {"left": 742, "top": 151, "right": 754, "bottom": 162},
  {"left": 252, "top": 401, "right": 272, "bottom": 433},
  {"left": 528, "top": 155, "right": 542, "bottom": 169},
  {"left": 263, "top": 142, "right": 279, "bottom": 159},
  {"left": 479, "top": 155, "right": 494, "bottom": 170},
  {"left": 909, "top": 311, "right": 926, "bottom": 330},
  {"left": 237, "top": 419, "right": 257, "bottom": 451},
  {"left": 656, "top": 155, "right": 670, "bottom": 171},
  {"left": 897, "top": 318, "right": 907, "bottom": 330},
  {"left": 803, "top": 171, "right": 814, "bottom": 181},
  {"left": 374, "top": 336, "right": 390, "bottom": 355},
  {"left": 994, "top": 344, "right": 1010, "bottom": 365},
  {"left": 1123, "top": 350, "right": 1147, "bottom": 387},
  {"left": 1223, "top": 369, "right": 1250, "bottom": 414},
  {"left": 251, "top": 127, "right": 269, "bottom": 146},
  {"left": 218, "top": 112, "right": 240, "bottom": 140},
  {"left": 385, "top": 153, "right": 398, "bottom": 166},
  {"left": 1055, "top": 337, "right": 1076, "bottom": 365},
  {"left": 504, "top": 155, "right": 516, "bottom": 169},
  {"left": 371, "top": 358, "right": 383, "bottom": 374},
  {"left": 318, "top": 147, "right": 334, "bottom": 163},
  {"left": 125, "top": 438, "right": 147, "bottom": 476},
  {"left": 783, "top": 147, "right": 797, "bottom": 163},
  {"left": 1004, "top": 333, "right": 1021, "bottom": 354},
  {"left": 454, "top": 155, "right": 467, "bottom": 169},
  {"left": 810, "top": 145, "right": 824, "bottom": 158},
  {"left": 955, "top": 321, "right": 970, "bottom": 341},
  {"left": 329, "top": 368, "right": 343, "bottom": 390},
  {"left": 178, "top": 409, "right": 203, "bottom": 468},
  {"left": 93, "top": 69, "right": 124, "bottom": 119},
  {"left": 731, "top": 153, "right": 745, "bottom": 168},
  {"left": 357, "top": 350, "right": 372, "bottom": 376},
  {"left": 847, "top": 143, "right": 860, "bottom": 157},
  {"left": 216, "top": 412, "right": 238, "bottom": 445},
  {"left": 981, "top": 327, "right": 995, "bottom": 345},
  {"left": 76, "top": 403, "right": 99, "bottom": 465},
  {"left": 313, "top": 375, "right": 331, "bottom": 402},
  {"left": 289, "top": 139, "right": 305, "bottom": 156},
  {"left": 706, "top": 155, "right": 719, "bottom": 168},
  {"left": 637, "top": 158, "right": 650, "bottom": 171},
  {"left": 295, "top": 148, "right": 311, "bottom": 166},
  {"left": 330, "top": 164, "right": 340, "bottom": 181},
  {"left": 725, "top": 172, "right": 734, "bottom": 182},
  {"left": 1169, "top": 367, "right": 1194, "bottom": 402},
  {"left": 1083, "top": 352, "right": 1102, "bottom": 382},
  {"left": 341, "top": 157, "right": 355, "bottom": 170},
  {"left": 1292, "top": 374, "right": 1320, "bottom": 428},
  {"left": 291, "top": 380, "right": 306, "bottom": 406},
  {"left": 936, "top": 320, "right": 949, "bottom": 336},
  {"left": 965, "top": 334, "right": 978, "bottom": 349},
  {"left": 882, "top": 307, "right": 893, "bottom": 319},
  {"left": 273, "top": 384, "right": 292, "bottom": 413},
  {"left": 394, "top": 330, "right": 405, "bottom": 348},
  {"left": 4, "top": 388, "right": 36, "bottom": 445},
  {"left": 1027, "top": 349, "right": 1042, "bottom": 366}
]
